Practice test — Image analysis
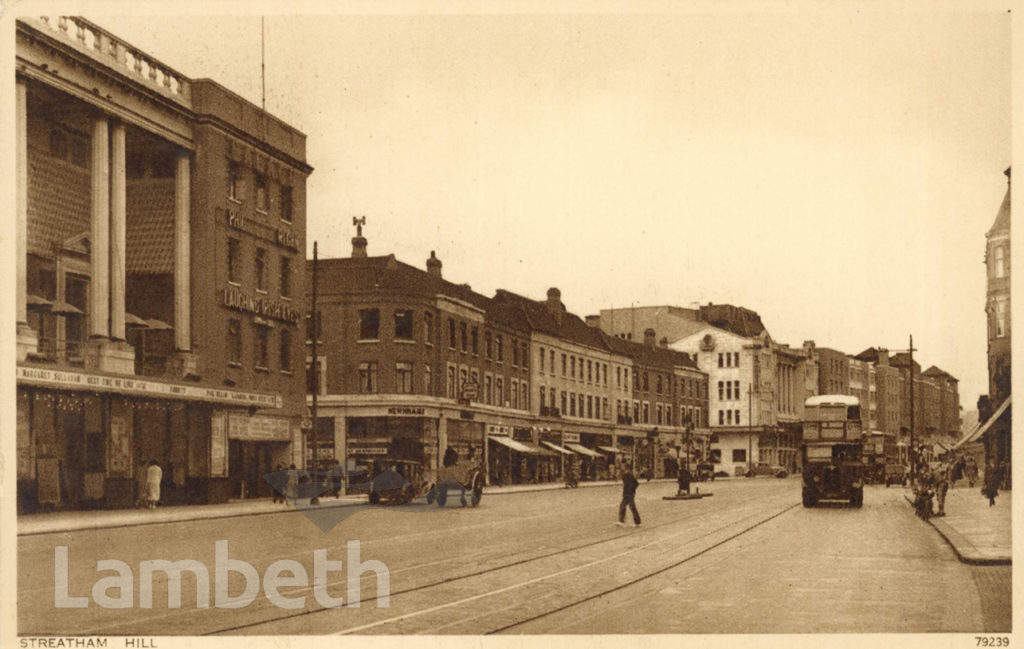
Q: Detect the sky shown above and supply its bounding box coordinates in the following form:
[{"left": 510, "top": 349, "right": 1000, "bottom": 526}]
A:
[{"left": 65, "top": 4, "right": 1011, "bottom": 414}]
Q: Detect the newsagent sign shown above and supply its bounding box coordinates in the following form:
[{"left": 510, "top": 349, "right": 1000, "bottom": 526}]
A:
[
  {"left": 222, "top": 287, "right": 301, "bottom": 324},
  {"left": 17, "top": 366, "right": 282, "bottom": 408}
]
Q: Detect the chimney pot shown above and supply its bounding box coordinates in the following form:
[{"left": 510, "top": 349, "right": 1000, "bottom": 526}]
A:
[{"left": 644, "top": 328, "right": 656, "bottom": 347}]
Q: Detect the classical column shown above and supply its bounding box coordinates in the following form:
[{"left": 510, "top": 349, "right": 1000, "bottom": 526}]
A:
[
  {"left": 109, "top": 123, "right": 126, "bottom": 341},
  {"left": 90, "top": 117, "right": 110, "bottom": 339},
  {"left": 174, "top": 152, "right": 191, "bottom": 351},
  {"left": 16, "top": 81, "right": 28, "bottom": 327}
]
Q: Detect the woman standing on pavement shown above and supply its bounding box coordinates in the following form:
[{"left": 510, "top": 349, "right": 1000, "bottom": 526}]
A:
[{"left": 145, "top": 460, "right": 162, "bottom": 510}]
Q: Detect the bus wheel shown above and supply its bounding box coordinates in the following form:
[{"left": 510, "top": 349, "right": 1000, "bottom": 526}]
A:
[
  {"left": 426, "top": 484, "right": 436, "bottom": 504},
  {"left": 851, "top": 488, "right": 863, "bottom": 508},
  {"left": 802, "top": 490, "right": 817, "bottom": 507},
  {"left": 437, "top": 485, "right": 448, "bottom": 508}
]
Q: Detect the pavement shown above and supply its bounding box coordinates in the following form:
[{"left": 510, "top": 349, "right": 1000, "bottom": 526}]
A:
[
  {"left": 903, "top": 482, "right": 1011, "bottom": 565},
  {"left": 16, "top": 477, "right": 682, "bottom": 536}
]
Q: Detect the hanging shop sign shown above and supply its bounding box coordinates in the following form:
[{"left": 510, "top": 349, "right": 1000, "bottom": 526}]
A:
[
  {"left": 227, "top": 412, "right": 292, "bottom": 441},
  {"left": 17, "top": 366, "right": 283, "bottom": 409},
  {"left": 222, "top": 287, "right": 300, "bottom": 324}
]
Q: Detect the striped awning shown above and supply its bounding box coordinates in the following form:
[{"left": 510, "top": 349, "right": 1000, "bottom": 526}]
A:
[
  {"left": 564, "top": 442, "right": 605, "bottom": 459},
  {"left": 953, "top": 395, "right": 1011, "bottom": 450},
  {"left": 541, "top": 441, "right": 574, "bottom": 455}
]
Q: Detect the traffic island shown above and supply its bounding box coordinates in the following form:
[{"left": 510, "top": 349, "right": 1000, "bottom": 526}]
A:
[{"left": 663, "top": 489, "right": 713, "bottom": 500}]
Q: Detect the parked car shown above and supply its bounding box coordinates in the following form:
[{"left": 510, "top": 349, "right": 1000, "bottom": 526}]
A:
[
  {"left": 694, "top": 463, "right": 715, "bottom": 481},
  {"left": 747, "top": 462, "right": 788, "bottom": 478}
]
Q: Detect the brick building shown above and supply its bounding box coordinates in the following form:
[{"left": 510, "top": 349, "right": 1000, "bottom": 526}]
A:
[
  {"left": 308, "top": 233, "right": 709, "bottom": 485},
  {"left": 16, "top": 17, "right": 310, "bottom": 511}
]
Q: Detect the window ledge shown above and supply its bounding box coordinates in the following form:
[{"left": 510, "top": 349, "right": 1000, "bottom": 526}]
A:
[
  {"left": 394, "top": 339, "right": 416, "bottom": 344},
  {"left": 228, "top": 361, "right": 242, "bottom": 369},
  {"left": 256, "top": 208, "right": 269, "bottom": 216},
  {"left": 281, "top": 295, "right": 292, "bottom": 301},
  {"left": 357, "top": 339, "right": 381, "bottom": 344},
  {"left": 255, "top": 366, "right": 270, "bottom": 373},
  {"left": 228, "top": 197, "right": 243, "bottom": 205},
  {"left": 281, "top": 370, "right": 293, "bottom": 375},
  {"left": 256, "top": 289, "right": 268, "bottom": 295},
  {"left": 280, "top": 218, "right": 293, "bottom": 225},
  {"left": 228, "top": 281, "right": 242, "bottom": 287}
]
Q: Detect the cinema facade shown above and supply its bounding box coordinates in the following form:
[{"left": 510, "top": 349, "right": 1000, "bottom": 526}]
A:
[{"left": 15, "top": 17, "right": 311, "bottom": 511}]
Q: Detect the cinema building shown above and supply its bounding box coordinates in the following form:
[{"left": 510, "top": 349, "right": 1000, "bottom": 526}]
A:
[{"left": 15, "top": 17, "right": 311, "bottom": 511}]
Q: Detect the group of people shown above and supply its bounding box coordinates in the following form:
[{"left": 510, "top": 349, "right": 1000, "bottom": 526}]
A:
[
  {"left": 912, "top": 454, "right": 1005, "bottom": 519},
  {"left": 271, "top": 461, "right": 348, "bottom": 504}
]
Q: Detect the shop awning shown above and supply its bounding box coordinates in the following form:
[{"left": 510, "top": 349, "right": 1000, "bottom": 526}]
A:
[
  {"left": 541, "top": 441, "right": 574, "bottom": 455},
  {"left": 598, "top": 445, "right": 626, "bottom": 455},
  {"left": 489, "top": 436, "right": 552, "bottom": 455},
  {"left": 953, "top": 395, "right": 1011, "bottom": 450},
  {"left": 564, "top": 442, "right": 605, "bottom": 459},
  {"left": 518, "top": 441, "right": 556, "bottom": 456}
]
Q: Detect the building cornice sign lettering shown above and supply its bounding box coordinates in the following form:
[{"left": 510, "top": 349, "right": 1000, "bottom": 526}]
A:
[
  {"left": 226, "top": 208, "right": 299, "bottom": 252},
  {"left": 17, "top": 365, "right": 282, "bottom": 408},
  {"left": 387, "top": 406, "right": 425, "bottom": 416},
  {"left": 223, "top": 287, "right": 300, "bottom": 324}
]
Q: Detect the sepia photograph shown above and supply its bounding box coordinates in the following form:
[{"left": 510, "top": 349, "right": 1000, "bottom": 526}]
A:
[{"left": 3, "top": 1, "right": 1014, "bottom": 645}]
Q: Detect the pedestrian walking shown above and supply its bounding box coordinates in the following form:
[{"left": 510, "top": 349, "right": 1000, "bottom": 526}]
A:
[
  {"left": 145, "top": 460, "right": 162, "bottom": 510},
  {"left": 617, "top": 462, "right": 641, "bottom": 527},
  {"left": 934, "top": 465, "right": 950, "bottom": 516},
  {"left": 285, "top": 463, "right": 299, "bottom": 502},
  {"left": 982, "top": 460, "right": 1000, "bottom": 507},
  {"left": 271, "top": 463, "right": 287, "bottom": 503},
  {"left": 966, "top": 457, "right": 979, "bottom": 488}
]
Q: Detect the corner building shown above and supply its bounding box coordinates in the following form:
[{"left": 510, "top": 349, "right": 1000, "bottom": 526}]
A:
[{"left": 15, "top": 17, "right": 311, "bottom": 511}]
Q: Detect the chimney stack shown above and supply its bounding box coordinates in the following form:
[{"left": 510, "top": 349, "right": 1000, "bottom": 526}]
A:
[
  {"left": 644, "top": 328, "right": 656, "bottom": 347},
  {"left": 426, "top": 250, "right": 442, "bottom": 278},
  {"left": 659, "top": 336, "right": 669, "bottom": 348},
  {"left": 876, "top": 348, "right": 889, "bottom": 366},
  {"left": 545, "top": 288, "right": 563, "bottom": 320}
]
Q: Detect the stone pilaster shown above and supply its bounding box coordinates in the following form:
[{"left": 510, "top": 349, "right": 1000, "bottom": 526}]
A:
[
  {"left": 16, "top": 79, "right": 38, "bottom": 360},
  {"left": 90, "top": 117, "right": 110, "bottom": 339},
  {"left": 110, "top": 123, "right": 126, "bottom": 341},
  {"left": 174, "top": 152, "right": 191, "bottom": 351}
]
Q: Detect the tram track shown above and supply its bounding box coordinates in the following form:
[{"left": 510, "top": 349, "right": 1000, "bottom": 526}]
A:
[
  {"left": 52, "top": 489, "right": 727, "bottom": 636},
  {"left": 203, "top": 492, "right": 750, "bottom": 635},
  {"left": 212, "top": 495, "right": 800, "bottom": 635}
]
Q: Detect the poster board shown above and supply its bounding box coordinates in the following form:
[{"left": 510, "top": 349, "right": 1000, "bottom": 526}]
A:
[
  {"left": 210, "top": 411, "right": 228, "bottom": 477},
  {"left": 17, "top": 392, "right": 33, "bottom": 480},
  {"left": 108, "top": 414, "right": 131, "bottom": 477}
]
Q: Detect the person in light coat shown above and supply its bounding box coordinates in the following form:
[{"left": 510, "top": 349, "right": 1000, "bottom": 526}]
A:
[{"left": 145, "top": 460, "right": 163, "bottom": 510}]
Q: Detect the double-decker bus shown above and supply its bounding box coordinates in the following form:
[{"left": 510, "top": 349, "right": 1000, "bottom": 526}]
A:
[
  {"left": 801, "top": 395, "right": 865, "bottom": 508},
  {"left": 862, "top": 430, "right": 898, "bottom": 484}
]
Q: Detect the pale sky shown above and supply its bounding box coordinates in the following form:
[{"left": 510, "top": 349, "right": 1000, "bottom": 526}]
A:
[{"left": 63, "top": 4, "right": 1011, "bottom": 413}]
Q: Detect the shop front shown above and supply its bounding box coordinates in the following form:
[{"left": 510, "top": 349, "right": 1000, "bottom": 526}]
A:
[
  {"left": 225, "top": 412, "right": 296, "bottom": 499},
  {"left": 16, "top": 365, "right": 286, "bottom": 512}
]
